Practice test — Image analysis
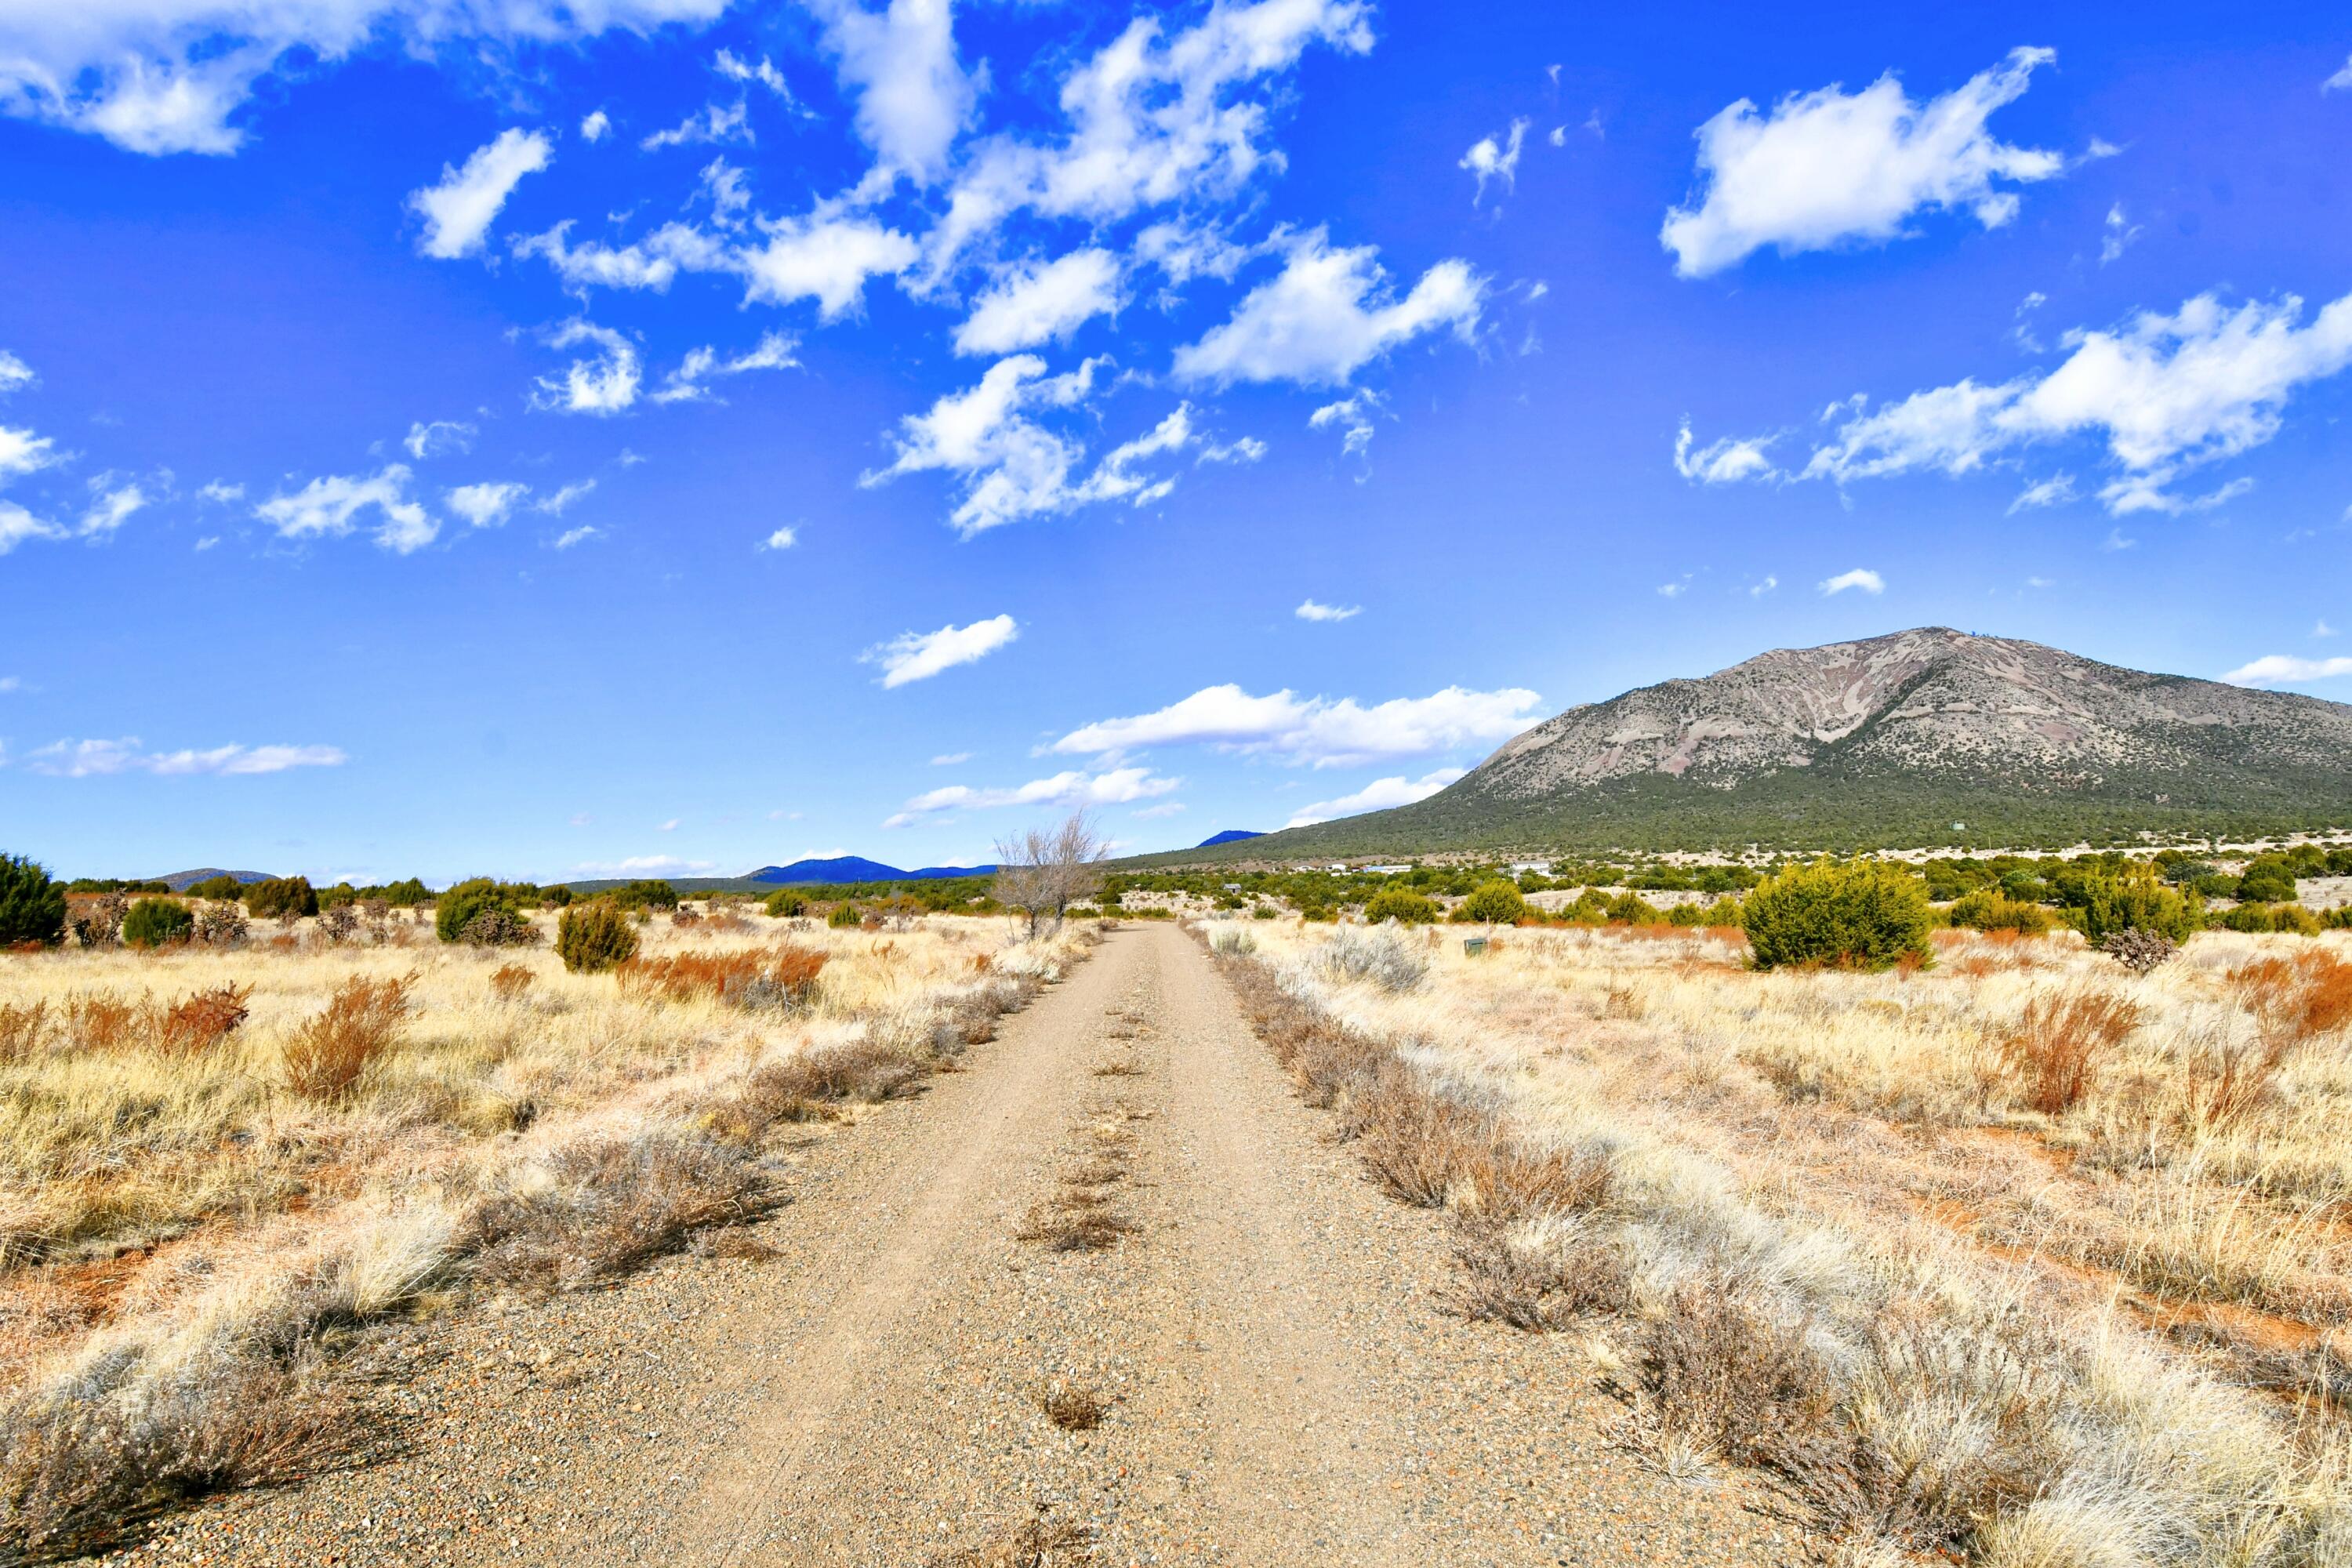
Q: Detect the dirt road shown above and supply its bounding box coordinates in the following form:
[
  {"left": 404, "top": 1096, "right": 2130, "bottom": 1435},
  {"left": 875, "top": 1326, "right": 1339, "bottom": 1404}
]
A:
[{"left": 115, "top": 925, "right": 1801, "bottom": 1566}]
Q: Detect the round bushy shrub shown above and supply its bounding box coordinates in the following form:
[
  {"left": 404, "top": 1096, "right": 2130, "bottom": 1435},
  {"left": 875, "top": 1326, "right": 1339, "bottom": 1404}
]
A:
[
  {"left": 826, "top": 902, "right": 862, "bottom": 928},
  {"left": 1362, "top": 888, "right": 1440, "bottom": 925},
  {"left": 2235, "top": 865, "right": 2297, "bottom": 904},
  {"left": 1454, "top": 879, "right": 1529, "bottom": 925},
  {"left": 2067, "top": 869, "right": 2200, "bottom": 945},
  {"left": 0, "top": 854, "right": 67, "bottom": 947},
  {"left": 434, "top": 879, "right": 511, "bottom": 944},
  {"left": 1740, "top": 859, "right": 1932, "bottom": 971},
  {"left": 461, "top": 906, "right": 542, "bottom": 948},
  {"left": 1605, "top": 891, "right": 1665, "bottom": 925},
  {"left": 186, "top": 874, "right": 244, "bottom": 902},
  {"left": 1947, "top": 889, "right": 2056, "bottom": 935},
  {"left": 122, "top": 897, "right": 194, "bottom": 949},
  {"left": 245, "top": 877, "right": 318, "bottom": 919},
  {"left": 556, "top": 899, "right": 639, "bottom": 973},
  {"left": 764, "top": 890, "right": 808, "bottom": 918}
]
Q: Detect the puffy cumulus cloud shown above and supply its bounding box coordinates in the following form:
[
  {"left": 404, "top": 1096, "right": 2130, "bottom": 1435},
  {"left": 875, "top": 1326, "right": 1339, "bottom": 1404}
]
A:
[
  {"left": 1, "top": 503, "right": 63, "bottom": 554},
  {"left": 919, "top": 0, "right": 1374, "bottom": 282},
  {"left": 2223, "top": 654, "right": 2352, "bottom": 688},
  {"left": 26, "top": 737, "right": 347, "bottom": 777},
  {"left": 739, "top": 212, "right": 918, "bottom": 318},
  {"left": 0, "top": 349, "right": 32, "bottom": 394},
  {"left": 1802, "top": 289, "right": 2352, "bottom": 514},
  {"left": 1294, "top": 598, "right": 1359, "bottom": 622},
  {"left": 757, "top": 525, "right": 796, "bottom": 550},
  {"left": 1052, "top": 681, "right": 1544, "bottom": 769},
  {"left": 579, "top": 108, "right": 609, "bottom": 142},
  {"left": 1459, "top": 117, "right": 1527, "bottom": 205},
  {"left": 254, "top": 463, "right": 438, "bottom": 553},
  {"left": 512, "top": 220, "right": 729, "bottom": 294},
  {"left": 863, "top": 612, "right": 1018, "bottom": 687},
  {"left": 1308, "top": 390, "right": 1381, "bottom": 456},
  {"left": 1173, "top": 231, "right": 1484, "bottom": 388},
  {"left": 408, "top": 128, "right": 551, "bottom": 260},
  {"left": 863, "top": 355, "right": 1198, "bottom": 535},
  {"left": 884, "top": 765, "right": 1178, "bottom": 828},
  {"left": 1661, "top": 47, "right": 2062, "bottom": 278},
  {"left": 79, "top": 479, "right": 149, "bottom": 538},
  {"left": 0, "top": 0, "right": 731, "bottom": 154},
  {"left": 954, "top": 249, "right": 1123, "bottom": 356},
  {"left": 532, "top": 319, "right": 641, "bottom": 415},
  {"left": 403, "top": 419, "right": 475, "bottom": 459},
  {"left": 1819, "top": 568, "right": 1885, "bottom": 596},
  {"left": 1284, "top": 767, "right": 1463, "bottom": 828},
  {"left": 1673, "top": 420, "right": 1780, "bottom": 483},
  {"left": 445, "top": 480, "right": 528, "bottom": 528},
  {"left": 804, "top": 0, "right": 975, "bottom": 183},
  {"left": 652, "top": 331, "right": 799, "bottom": 403}
]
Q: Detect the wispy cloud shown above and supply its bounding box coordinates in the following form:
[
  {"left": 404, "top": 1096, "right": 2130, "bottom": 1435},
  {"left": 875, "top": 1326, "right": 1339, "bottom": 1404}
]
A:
[
  {"left": 25, "top": 739, "right": 347, "bottom": 777},
  {"left": 863, "top": 615, "right": 1018, "bottom": 688},
  {"left": 1819, "top": 568, "right": 1885, "bottom": 596}
]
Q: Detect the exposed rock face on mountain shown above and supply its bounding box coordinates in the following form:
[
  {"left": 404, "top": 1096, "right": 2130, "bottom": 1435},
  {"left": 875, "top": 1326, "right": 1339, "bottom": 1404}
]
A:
[{"left": 1174, "top": 630, "right": 2352, "bottom": 856}]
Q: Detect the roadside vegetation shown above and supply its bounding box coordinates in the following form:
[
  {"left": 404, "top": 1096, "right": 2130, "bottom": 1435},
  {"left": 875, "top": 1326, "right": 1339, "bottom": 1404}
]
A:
[
  {"left": 1209, "top": 901, "right": 2352, "bottom": 1563},
  {"left": 0, "top": 857, "right": 1092, "bottom": 1560}
]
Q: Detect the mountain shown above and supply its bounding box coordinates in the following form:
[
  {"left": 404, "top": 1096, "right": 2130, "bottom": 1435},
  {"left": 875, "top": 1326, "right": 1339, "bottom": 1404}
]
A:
[
  {"left": 1196, "top": 829, "right": 1266, "bottom": 848},
  {"left": 1158, "top": 628, "right": 2352, "bottom": 858},
  {"left": 152, "top": 868, "right": 274, "bottom": 891},
  {"left": 747, "top": 857, "right": 995, "bottom": 885}
]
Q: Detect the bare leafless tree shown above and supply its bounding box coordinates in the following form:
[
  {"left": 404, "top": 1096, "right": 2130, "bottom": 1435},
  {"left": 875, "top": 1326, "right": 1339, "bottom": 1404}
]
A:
[{"left": 993, "top": 811, "right": 1111, "bottom": 938}]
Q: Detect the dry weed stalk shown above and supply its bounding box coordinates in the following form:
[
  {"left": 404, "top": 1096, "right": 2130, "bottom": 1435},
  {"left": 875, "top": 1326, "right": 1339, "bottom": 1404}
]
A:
[
  {"left": 1999, "top": 989, "right": 2141, "bottom": 1115},
  {"left": 282, "top": 973, "right": 412, "bottom": 1098}
]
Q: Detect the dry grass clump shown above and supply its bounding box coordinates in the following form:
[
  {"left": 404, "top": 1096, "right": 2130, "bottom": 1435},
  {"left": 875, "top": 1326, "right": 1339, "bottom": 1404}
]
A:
[
  {"left": 155, "top": 985, "right": 252, "bottom": 1055},
  {"left": 281, "top": 973, "right": 412, "bottom": 1098},
  {"left": 933, "top": 1512, "right": 1093, "bottom": 1567},
  {"left": 462, "top": 1132, "right": 774, "bottom": 1294},
  {"left": 618, "top": 942, "right": 827, "bottom": 1009},
  {"left": 487, "top": 962, "right": 534, "bottom": 1000},
  {"left": 1038, "top": 1378, "right": 1106, "bottom": 1430},
  {"left": 1220, "top": 920, "right": 2352, "bottom": 1563},
  {"left": 1018, "top": 1105, "right": 1141, "bottom": 1253}
]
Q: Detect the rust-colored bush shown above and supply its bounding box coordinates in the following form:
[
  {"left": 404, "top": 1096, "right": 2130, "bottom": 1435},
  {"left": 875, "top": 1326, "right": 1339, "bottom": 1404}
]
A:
[
  {"left": 2230, "top": 951, "right": 2352, "bottom": 1047},
  {"left": 282, "top": 974, "right": 412, "bottom": 1098},
  {"left": 155, "top": 985, "right": 252, "bottom": 1054},
  {"left": 63, "top": 992, "right": 138, "bottom": 1054},
  {"left": 0, "top": 1000, "right": 47, "bottom": 1062},
  {"left": 618, "top": 942, "right": 827, "bottom": 1009},
  {"left": 1999, "top": 989, "right": 2141, "bottom": 1115},
  {"left": 488, "top": 963, "right": 535, "bottom": 1000}
]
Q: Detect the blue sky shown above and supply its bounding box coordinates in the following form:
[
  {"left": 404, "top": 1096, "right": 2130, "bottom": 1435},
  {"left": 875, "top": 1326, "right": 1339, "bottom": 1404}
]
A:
[{"left": 2, "top": 1, "right": 2349, "bottom": 883}]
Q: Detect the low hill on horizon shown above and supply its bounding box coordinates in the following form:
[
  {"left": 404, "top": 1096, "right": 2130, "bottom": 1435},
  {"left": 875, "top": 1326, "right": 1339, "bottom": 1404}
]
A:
[
  {"left": 1138, "top": 628, "right": 2352, "bottom": 862},
  {"left": 748, "top": 856, "right": 996, "bottom": 885},
  {"left": 1196, "top": 829, "right": 1265, "bottom": 848},
  {"left": 151, "top": 869, "right": 275, "bottom": 891}
]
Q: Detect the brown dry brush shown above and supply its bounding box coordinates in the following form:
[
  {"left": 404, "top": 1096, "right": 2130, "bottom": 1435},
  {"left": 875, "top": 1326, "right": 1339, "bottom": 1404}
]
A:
[
  {"left": 932, "top": 1512, "right": 1094, "bottom": 1568},
  {"left": 1998, "top": 989, "right": 2142, "bottom": 1116},
  {"left": 282, "top": 973, "right": 413, "bottom": 1098},
  {"left": 1039, "top": 1379, "right": 1106, "bottom": 1431},
  {"left": 618, "top": 942, "right": 828, "bottom": 1009}
]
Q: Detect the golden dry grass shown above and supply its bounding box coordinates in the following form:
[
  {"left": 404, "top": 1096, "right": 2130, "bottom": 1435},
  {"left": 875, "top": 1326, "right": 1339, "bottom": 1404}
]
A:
[{"left": 1216, "top": 916, "right": 2352, "bottom": 1565}]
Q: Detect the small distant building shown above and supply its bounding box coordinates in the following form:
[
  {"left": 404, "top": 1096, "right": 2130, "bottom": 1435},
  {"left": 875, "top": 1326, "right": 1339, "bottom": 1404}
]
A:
[
  {"left": 1509, "top": 860, "right": 1553, "bottom": 875},
  {"left": 1221, "top": 882, "right": 1243, "bottom": 891},
  {"left": 1365, "top": 864, "right": 1411, "bottom": 876}
]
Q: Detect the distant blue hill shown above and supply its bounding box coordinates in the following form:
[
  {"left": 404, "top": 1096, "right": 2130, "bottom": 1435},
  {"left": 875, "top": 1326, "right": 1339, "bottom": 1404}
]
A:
[
  {"left": 154, "top": 868, "right": 275, "bottom": 891},
  {"left": 1195, "top": 829, "right": 1265, "bottom": 848},
  {"left": 747, "top": 857, "right": 995, "bottom": 885}
]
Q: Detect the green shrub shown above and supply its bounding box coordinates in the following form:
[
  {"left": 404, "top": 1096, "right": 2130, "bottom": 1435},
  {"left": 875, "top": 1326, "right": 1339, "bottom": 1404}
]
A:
[
  {"left": 1666, "top": 902, "right": 1707, "bottom": 927},
  {"left": 1559, "top": 890, "right": 1612, "bottom": 926},
  {"left": 1454, "top": 879, "right": 1530, "bottom": 925},
  {"left": 1298, "top": 902, "right": 1337, "bottom": 923},
  {"left": 1363, "top": 888, "right": 1440, "bottom": 925},
  {"left": 1605, "top": 891, "right": 1664, "bottom": 925},
  {"left": 541, "top": 885, "right": 574, "bottom": 908},
  {"left": 245, "top": 877, "right": 318, "bottom": 919},
  {"left": 0, "top": 854, "right": 67, "bottom": 947},
  {"left": 1696, "top": 896, "right": 1744, "bottom": 927},
  {"left": 121, "top": 897, "right": 194, "bottom": 949},
  {"left": 2236, "top": 866, "right": 2298, "bottom": 904},
  {"left": 826, "top": 902, "right": 862, "bottom": 928},
  {"left": 435, "top": 879, "right": 513, "bottom": 944},
  {"left": 556, "top": 899, "right": 639, "bottom": 973},
  {"left": 1947, "top": 889, "right": 2056, "bottom": 935},
  {"left": 2323, "top": 904, "right": 2352, "bottom": 931},
  {"left": 381, "top": 877, "right": 430, "bottom": 908},
  {"left": 1249, "top": 903, "right": 1279, "bottom": 920},
  {"left": 2066, "top": 869, "right": 2201, "bottom": 946},
  {"left": 1740, "top": 859, "right": 1932, "bottom": 971},
  {"left": 613, "top": 879, "right": 679, "bottom": 911},
  {"left": 764, "top": 890, "right": 808, "bottom": 918},
  {"left": 186, "top": 874, "right": 244, "bottom": 902}
]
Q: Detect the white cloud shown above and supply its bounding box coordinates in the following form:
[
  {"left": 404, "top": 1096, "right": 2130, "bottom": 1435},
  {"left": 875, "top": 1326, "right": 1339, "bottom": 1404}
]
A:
[
  {"left": 863, "top": 355, "right": 1194, "bottom": 535},
  {"left": 1548, "top": 125, "right": 1565, "bottom": 147},
  {"left": 655, "top": 818, "right": 680, "bottom": 832},
  {"left": 1819, "top": 567, "right": 1885, "bottom": 596},
  {"left": 198, "top": 480, "right": 243, "bottom": 503},
  {"left": 533, "top": 320, "right": 641, "bottom": 415},
  {"left": 884, "top": 765, "right": 1178, "bottom": 828},
  {"left": 1054, "top": 681, "right": 1544, "bottom": 769},
  {"left": 579, "top": 109, "right": 610, "bottom": 143},
  {"left": 512, "top": 220, "right": 729, "bottom": 294},
  {"left": 739, "top": 212, "right": 918, "bottom": 319},
  {"left": 408, "top": 129, "right": 552, "bottom": 260},
  {"left": 553, "top": 524, "right": 600, "bottom": 549},
  {"left": 0, "top": 503, "right": 62, "bottom": 554},
  {"left": 533, "top": 478, "right": 595, "bottom": 515},
  {"left": 713, "top": 48, "right": 795, "bottom": 102},
  {"left": 2024, "top": 575, "right": 2055, "bottom": 589},
  {"left": 27, "top": 738, "right": 347, "bottom": 777},
  {"left": 79, "top": 480, "right": 147, "bottom": 539},
  {"left": 2315, "top": 620, "right": 2337, "bottom": 639},
  {"left": 1198, "top": 435, "right": 1267, "bottom": 465},
  {"left": 1802, "top": 289, "right": 2352, "bottom": 514},
  {"left": 1285, "top": 767, "right": 1463, "bottom": 827},
  {"left": 1657, "top": 576, "right": 1690, "bottom": 598},
  {"left": 652, "top": 331, "right": 802, "bottom": 405},
  {"left": 403, "top": 419, "right": 474, "bottom": 459},
  {"left": 2100, "top": 201, "right": 2142, "bottom": 266},
  {"left": 1295, "top": 599, "right": 1359, "bottom": 622},
  {"left": 255, "top": 464, "right": 437, "bottom": 554},
  {"left": 1174, "top": 230, "right": 1484, "bottom": 388},
  {"left": 0, "top": 350, "right": 32, "bottom": 394},
  {"left": 445, "top": 481, "right": 527, "bottom": 528},
  {"left": 804, "top": 0, "right": 976, "bottom": 181},
  {"left": 954, "top": 249, "right": 1123, "bottom": 355},
  {"left": 1308, "top": 391, "right": 1381, "bottom": 456},
  {"left": 2103, "top": 526, "right": 2136, "bottom": 551},
  {"left": 0, "top": 0, "right": 728, "bottom": 155},
  {"left": 2008, "top": 473, "right": 2077, "bottom": 513},
  {"left": 758, "top": 525, "right": 797, "bottom": 551},
  {"left": 641, "top": 100, "right": 750, "bottom": 151},
  {"left": 0, "top": 423, "right": 60, "bottom": 484},
  {"left": 2223, "top": 655, "right": 2352, "bottom": 688},
  {"left": 918, "top": 0, "right": 1374, "bottom": 281},
  {"left": 1673, "top": 419, "right": 1780, "bottom": 483},
  {"left": 2325, "top": 55, "right": 2352, "bottom": 93},
  {"left": 1749, "top": 575, "right": 1778, "bottom": 597},
  {"left": 930, "top": 752, "right": 970, "bottom": 765},
  {"left": 1132, "top": 800, "right": 1185, "bottom": 818},
  {"left": 1661, "top": 47, "right": 2062, "bottom": 277},
  {"left": 864, "top": 613, "right": 1018, "bottom": 688},
  {"left": 1459, "top": 117, "right": 1527, "bottom": 205}
]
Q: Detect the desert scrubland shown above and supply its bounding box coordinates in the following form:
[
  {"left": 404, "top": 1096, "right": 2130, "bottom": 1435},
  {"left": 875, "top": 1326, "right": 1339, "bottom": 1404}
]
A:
[
  {"left": 0, "top": 908, "right": 1089, "bottom": 1559},
  {"left": 1211, "top": 916, "right": 2352, "bottom": 1566}
]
